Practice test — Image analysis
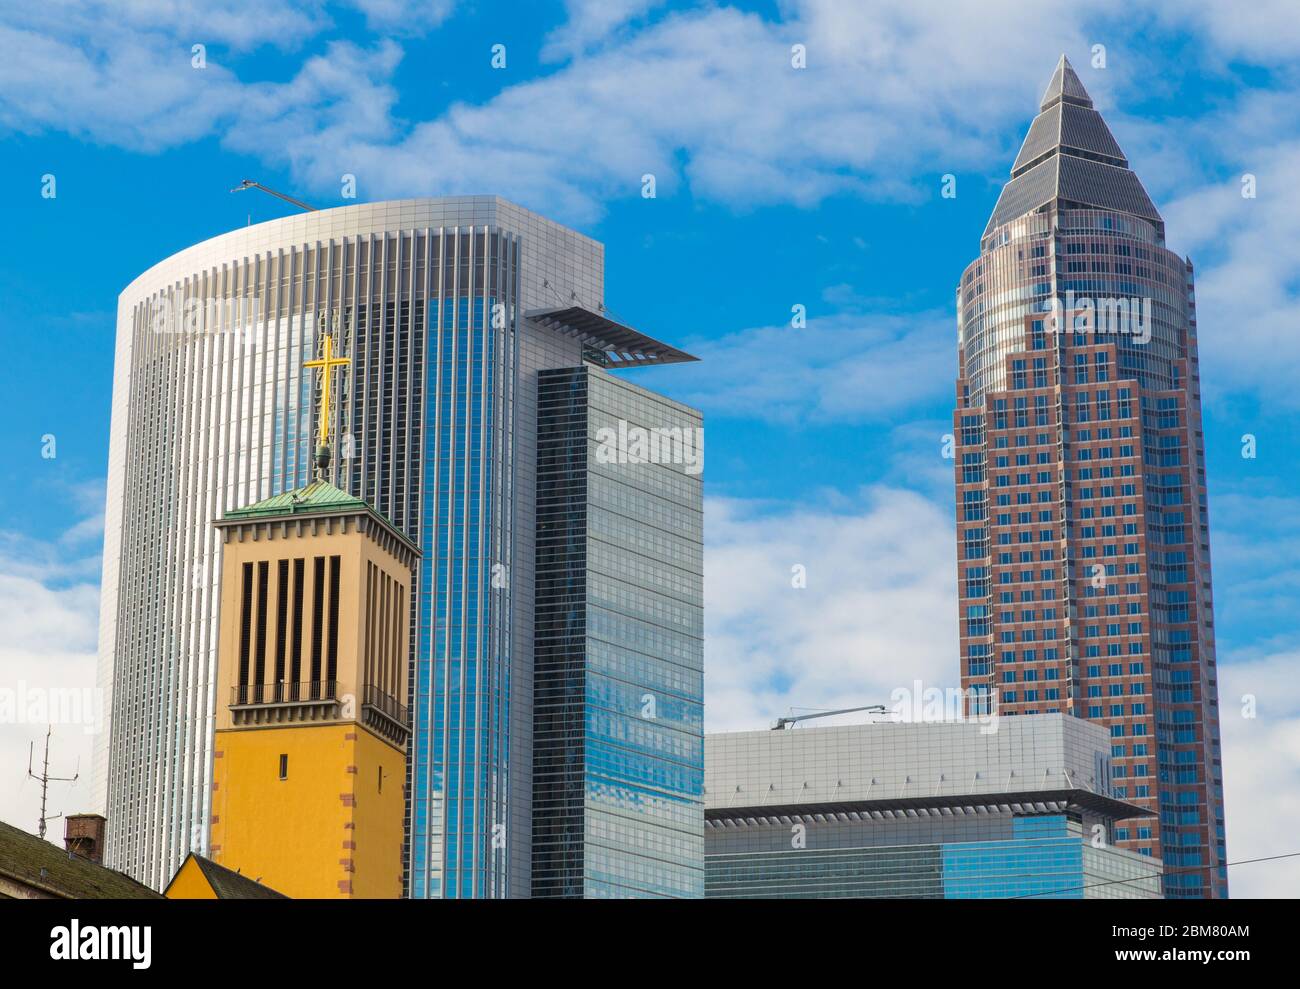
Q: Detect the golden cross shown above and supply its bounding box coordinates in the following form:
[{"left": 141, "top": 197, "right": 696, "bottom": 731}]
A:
[{"left": 303, "top": 333, "right": 350, "bottom": 446}]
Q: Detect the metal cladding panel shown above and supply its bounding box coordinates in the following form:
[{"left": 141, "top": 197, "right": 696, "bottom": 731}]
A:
[
  {"left": 1011, "top": 103, "right": 1062, "bottom": 174},
  {"left": 1059, "top": 104, "right": 1126, "bottom": 162},
  {"left": 1012, "top": 104, "right": 1127, "bottom": 178},
  {"left": 984, "top": 156, "right": 1059, "bottom": 235},
  {"left": 704, "top": 714, "right": 1113, "bottom": 813},
  {"left": 1057, "top": 155, "right": 1160, "bottom": 222},
  {"left": 1040, "top": 55, "right": 1092, "bottom": 108},
  {"left": 985, "top": 154, "right": 1160, "bottom": 237}
]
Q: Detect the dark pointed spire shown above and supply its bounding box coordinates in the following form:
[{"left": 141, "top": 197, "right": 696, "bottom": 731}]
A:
[
  {"left": 982, "top": 55, "right": 1162, "bottom": 239},
  {"left": 1039, "top": 54, "right": 1093, "bottom": 110}
]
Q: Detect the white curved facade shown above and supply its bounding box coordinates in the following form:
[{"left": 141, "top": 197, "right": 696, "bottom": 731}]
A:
[{"left": 95, "top": 197, "right": 606, "bottom": 891}]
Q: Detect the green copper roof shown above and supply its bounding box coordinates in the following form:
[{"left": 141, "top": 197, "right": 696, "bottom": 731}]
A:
[
  {"left": 222, "top": 479, "right": 370, "bottom": 521},
  {"left": 218, "top": 479, "right": 422, "bottom": 559}
]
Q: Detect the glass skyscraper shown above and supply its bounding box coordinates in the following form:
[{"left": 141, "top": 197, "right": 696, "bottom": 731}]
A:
[
  {"left": 952, "top": 57, "right": 1227, "bottom": 897},
  {"left": 533, "top": 367, "right": 705, "bottom": 897},
  {"left": 96, "top": 197, "right": 703, "bottom": 896}
]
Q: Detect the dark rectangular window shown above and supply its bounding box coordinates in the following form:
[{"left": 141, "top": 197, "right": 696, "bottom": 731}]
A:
[
  {"left": 279, "top": 754, "right": 288, "bottom": 781},
  {"left": 311, "top": 556, "right": 325, "bottom": 695},
  {"left": 275, "top": 559, "right": 289, "bottom": 696},
  {"left": 393, "top": 586, "right": 404, "bottom": 699},
  {"left": 364, "top": 561, "right": 374, "bottom": 690},
  {"left": 254, "top": 561, "right": 269, "bottom": 691},
  {"left": 327, "top": 555, "right": 341, "bottom": 685},
  {"left": 238, "top": 562, "right": 253, "bottom": 689},
  {"left": 291, "top": 558, "right": 305, "bottom": 686}
]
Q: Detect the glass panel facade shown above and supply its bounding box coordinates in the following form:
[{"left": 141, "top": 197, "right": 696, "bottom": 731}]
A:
[
  {"left": 706, "top": 815, "right": 1161, "bottom": 899},
  {"left": 408, "top": 230, "right": 518, "bottom": 899},
  {"left": 533, "top": 367, "right": 704, "bottom": 897}
]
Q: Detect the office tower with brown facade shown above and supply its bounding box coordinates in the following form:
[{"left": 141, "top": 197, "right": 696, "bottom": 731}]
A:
[{"left": 952, "top": 56, "right": 1227, "bottom": 897}]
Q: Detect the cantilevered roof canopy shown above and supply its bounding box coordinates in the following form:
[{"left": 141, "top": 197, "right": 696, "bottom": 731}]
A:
[
  {"left": 704, "top": 787, "right": 1154, "bottom": 827},
  {"left": 526, "top": 305, "right": 698, "bottom": 367}
]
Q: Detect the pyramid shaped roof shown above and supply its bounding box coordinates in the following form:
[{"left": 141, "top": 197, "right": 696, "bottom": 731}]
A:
[{"left": 984, "top": 55, "right": 1162, "bottom": 238}]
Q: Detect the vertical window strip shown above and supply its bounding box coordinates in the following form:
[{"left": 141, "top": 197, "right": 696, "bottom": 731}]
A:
[
  {"left": 364, "top": 560, "right": 373, "bottom": 694},
  {"left": 276, "top": 559, "right": 288, "bottom": 696},
  {"left": 328, "top": 555, "right": 341, "bottom": 685},
  {"left": 312, "top": 555, "right": 325, "bottom": 693},
  {"left": 238, "top": 562, "right": 253, "bottom": 690},
  {"left": 291, "top": 557, "right": 304, "bottom": 687},
  {"left": 379, "top": 570, "right": 389, "bottom": 706},
  {"left": 254, "top": 560, "right": 269, "bottom": 695},
  {"left": 394, "top": 585, "right": 404, "bottom": 700}
]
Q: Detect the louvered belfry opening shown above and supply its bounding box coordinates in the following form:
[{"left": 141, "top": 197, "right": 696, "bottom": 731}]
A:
[{"left": 231, "top": 551, "right": 341, "bottom": 718}]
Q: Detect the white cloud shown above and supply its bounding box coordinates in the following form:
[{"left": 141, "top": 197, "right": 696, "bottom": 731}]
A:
[
  {"left": 542, "top": 0, "right": 669, "bottom": 60},
  {"left": 27, "top": 1, "right": 328, "bottom": 52},
  {"left": 0, "top": 6, "right": 404, "bottom": 152},
  {"left": 0, "top": 529, "right": 102, "bottom": 847},
  {"left": 704, "top": 486, "right": 957, "bottom": 732},
  {"left": 345, "top": 0, "right": 455, "bottom": 33},
  {"left": 671, "top": 305, "right": 953, "bottom": 424},
  {"left": 8, "top": 0, "right": 1300, "bottom": 234},
  {"left": 1219, "top": 650, "right": 1300, "bottom": 898},
  {"left": 1152, "top": 0, "right": 1300, "bottom": 61},
  {"left": 1161, "top": 140, "right": 1300, "bottom": 405},
  {"left": 7, "top": 1, "right": 456, "bottom": 51},
  {"left": 0, "top": 1, "right": 1111, "bottom": 220},
  {"left": 325, "top": 1, "right": 1101, "bottom": 220}
]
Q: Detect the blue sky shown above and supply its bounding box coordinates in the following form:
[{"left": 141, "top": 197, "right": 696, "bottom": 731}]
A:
[{"left": 1, "top": 0, "right": 1297, "bottom": 896}]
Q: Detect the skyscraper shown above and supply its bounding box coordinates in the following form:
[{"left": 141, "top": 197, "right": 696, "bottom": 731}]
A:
[
  {"left": 95, "top": 197, "right": 703, "bottom": 896},
  {"left": 952, "top": 57, "right": 1227, "bottom": 897},
  {"left": 532, "top": 366, "right": 704, "bottom": 897}
]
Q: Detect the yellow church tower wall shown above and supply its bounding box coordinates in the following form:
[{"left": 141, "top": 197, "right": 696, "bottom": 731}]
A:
[{"left": 207, "top": 483, "right": 418, "bottom": 899}]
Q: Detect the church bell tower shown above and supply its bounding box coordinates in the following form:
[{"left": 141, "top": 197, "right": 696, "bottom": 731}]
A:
[{"left": 206, "top": 333, "right": 419, "bottom": 897}]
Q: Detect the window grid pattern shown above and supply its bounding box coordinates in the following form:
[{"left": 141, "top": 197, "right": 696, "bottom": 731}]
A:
[{"left": 100, "top": 199, "right": 603, "bottom": 892}]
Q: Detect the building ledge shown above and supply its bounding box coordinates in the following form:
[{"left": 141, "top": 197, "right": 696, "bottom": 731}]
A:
[
  {"left": 705, "top": 787, "right": 1154, "bottom": 827},
  {"left": 525, "top": 306, "right": 698, "bottom": 366}
]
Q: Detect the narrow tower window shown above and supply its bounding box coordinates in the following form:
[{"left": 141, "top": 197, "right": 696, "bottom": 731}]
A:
[
  {"left": 291, "top": 558, "right": 305, "bottom": 693},
  {"left": 327, "top": 555, "right": 341, "bottom": 688},
  {"left": 275, "top": 558, "right": 289, "bottom": 699},
  {"left": 255, "top": 560, "right": 269, "bottom": 697},
  {"left": 311, "top": 556, "right": 325, "bottom": 696},
  {"left": 238, "top": 562, "right": 253, "bottom": 695}
]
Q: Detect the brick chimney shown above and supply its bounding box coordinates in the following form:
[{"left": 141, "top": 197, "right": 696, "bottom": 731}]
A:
[{"left": 64, "top": 814, "right": 107, "bottom": 864}]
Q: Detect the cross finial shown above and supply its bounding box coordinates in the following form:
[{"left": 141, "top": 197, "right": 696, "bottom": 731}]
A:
[{"left": 303, "top": 332, "right": 350, "bottom": 477}]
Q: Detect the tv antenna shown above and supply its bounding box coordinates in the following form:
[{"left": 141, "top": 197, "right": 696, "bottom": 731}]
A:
[{"left": 27, "top": 726, "right": 79, "bottom": 840}]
